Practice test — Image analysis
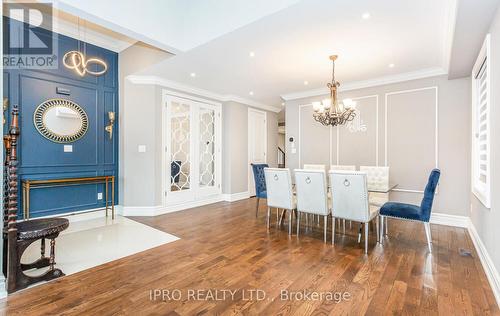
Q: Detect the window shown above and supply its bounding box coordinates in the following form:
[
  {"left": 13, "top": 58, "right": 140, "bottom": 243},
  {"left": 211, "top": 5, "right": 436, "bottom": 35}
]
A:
[{"left": 472, "top": 34, "right": 491, "bottom": 208}]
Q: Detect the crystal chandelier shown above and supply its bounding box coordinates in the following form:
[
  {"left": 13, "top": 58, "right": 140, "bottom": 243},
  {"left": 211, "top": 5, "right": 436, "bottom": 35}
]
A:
[{"left": 312, "top": 55, "right": 356, "bottom": 126}]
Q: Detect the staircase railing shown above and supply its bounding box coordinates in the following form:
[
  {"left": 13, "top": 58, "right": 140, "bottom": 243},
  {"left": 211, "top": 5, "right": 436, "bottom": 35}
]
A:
[{"left": 277, "top": 147, "right": 285, "bottom": 167}]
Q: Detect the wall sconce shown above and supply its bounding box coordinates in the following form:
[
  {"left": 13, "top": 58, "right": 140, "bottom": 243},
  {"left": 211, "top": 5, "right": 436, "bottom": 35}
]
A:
[{"left": 105, "top": 111, "right": 115, "bottom": 139}]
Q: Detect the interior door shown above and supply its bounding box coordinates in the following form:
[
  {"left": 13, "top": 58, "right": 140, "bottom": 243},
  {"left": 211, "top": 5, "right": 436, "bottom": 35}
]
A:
[
  {"left": 165, "top": 95, "right": 221, "bottom": 206},
  {"left": 248, "top": 108, "right": 267, "bottom": 196},
  {"left": 197, "top": 103, "right": 221, "bottom": 198},
  {"left": 166, "top": 97, "right": 195, "bottom": 204}
]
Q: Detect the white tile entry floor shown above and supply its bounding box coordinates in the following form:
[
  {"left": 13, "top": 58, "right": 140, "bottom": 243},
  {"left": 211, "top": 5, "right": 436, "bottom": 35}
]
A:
[{"left": 22, "top": 212, "right": 179, "bottom": 277}]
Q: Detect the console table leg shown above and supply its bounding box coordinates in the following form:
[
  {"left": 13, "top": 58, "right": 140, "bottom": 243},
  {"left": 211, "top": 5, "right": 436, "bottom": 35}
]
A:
[
  {"left": 49, "top": 239, "right": 55, "bottom": 271},
  {"left": 40, "top": 238, "right": 45, "bottom": 258},
  {"left": 111, "top": 177, "right": 115, "bottom": 220},
  {"left": 105, "top": 177, "right": 109, "bottom": 217}
]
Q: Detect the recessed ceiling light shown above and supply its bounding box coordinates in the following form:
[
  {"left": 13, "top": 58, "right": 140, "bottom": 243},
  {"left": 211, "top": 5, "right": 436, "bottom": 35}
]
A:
[
  {"left": 304, "top": 81, "right": 309, "bottom": 85},
  {"left": 388, "top": 63, "right": 395, "bottom": 68},
  {"left": 249, "top": 51, "right": 255, "bottom": 57},
  {"left": 281, "top": 102, "right": 285, "bottom": 106},
  {"left": 190, "top": 72, "right": 196, "bottom": 77},
  {"left": 249, "top": 91, "right": 254, "bottom": 96},
  {"left": 362, "top": 12, "right": 371, "bottom": 19}
]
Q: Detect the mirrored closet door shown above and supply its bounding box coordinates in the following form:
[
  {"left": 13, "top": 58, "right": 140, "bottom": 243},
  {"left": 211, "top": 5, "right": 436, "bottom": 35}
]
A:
[{"left": 163, "top": 93, "right": 221, "bottom": 206}]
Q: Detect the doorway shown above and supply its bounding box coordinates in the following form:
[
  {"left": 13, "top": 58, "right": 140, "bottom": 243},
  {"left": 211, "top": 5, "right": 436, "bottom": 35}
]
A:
[
  {"left": 248, "top": 108, "right": 267, "bottom": 196},
  {"left": 163, "top": 91, "right": 222, "bottom": 207}
]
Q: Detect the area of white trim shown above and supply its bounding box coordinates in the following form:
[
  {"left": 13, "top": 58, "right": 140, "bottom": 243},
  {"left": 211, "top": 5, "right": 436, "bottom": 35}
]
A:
[
  {"left": 222, "top": 191, "right": 250, "bottom": 202},
  {"left": 122, "top": 195, "right": 224, "bottom": 217},
  {"left": 429, "top": 212, "right": 469, "bottom": 228},
  {"left": 0, "top": 276, "right": 6, "bottom": 299},
  {"left": 298, "top": 95, "right": 378, "bottom": 168},
  {"left": 20, "top": 206, "right": 119, "bottom": 222},
  {"left": 468, "top": 218, "right": 500, "bottom": 307},
  {"left": 127, "top": 75, "right": 281, "bottom": 113},
  {"left": 385, "top": 86, "right": 439, "bottom": 193},
  {"left": 336, "top": 95, "right": 379, "bottom": 166},
  {"left": 281, "top": 67, "right": 447, "bottom": 101}
]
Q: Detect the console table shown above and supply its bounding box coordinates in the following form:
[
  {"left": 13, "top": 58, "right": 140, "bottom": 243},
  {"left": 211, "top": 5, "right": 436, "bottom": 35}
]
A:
[{"left": 22, "top": 175, "right": 115, "bottom": 220}]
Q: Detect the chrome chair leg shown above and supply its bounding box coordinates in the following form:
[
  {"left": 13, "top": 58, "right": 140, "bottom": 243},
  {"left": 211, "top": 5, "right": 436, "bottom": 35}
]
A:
[
  {"left": 266, "top": 207, "right": 270, "bottom": 229},
  {"left": 332, "top": 216, "right": 335, "bottom": 245},
  {"left": 358, "top": 224, "right": 362, "bottom": 243},
  {"left": 289, "top": 210, "right": 293, "bottom": 235},
  {"left": 343, "top": 219, "right": 346, "bottom": 234},
  {"left": 364, "top": 223, "right": 369, "bottom": 254},
  {"left": 296, "top": 211, "right": 301, "bottom": 236},
  {"left": 323, "top": 215, "right": 327, "bottom": 243},
  {"left": 380, "top": 215, "right": 384, "bottom": 243},
  {"left": 376, "top": 216, "right": 380, "bottom": 243},
  {"left": 278, "top": 209, "right": 284, "bottom": 226},
  {"left": 385, "top": 217, "right": 388, "bottom": 235},
  {"left": 424, "top": 222, "right": 432, "bottom": 252}
]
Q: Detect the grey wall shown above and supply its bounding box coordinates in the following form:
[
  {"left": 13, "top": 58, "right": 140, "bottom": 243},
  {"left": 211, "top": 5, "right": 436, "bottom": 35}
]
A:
[
  {"left": 286, "top": 75, "right": 471, "bottom": 216},
  {"left": 121, "top": 82, "right": 163, "bottom": 206},
  {"left": 118, "top": 43, "right": 173, "bottom": 206},
  {"left": 470, "top": 5, "right": 500, "bottom": 283},
  {"left": 222, "top": 101, "right": 278, "bottom": 194}
]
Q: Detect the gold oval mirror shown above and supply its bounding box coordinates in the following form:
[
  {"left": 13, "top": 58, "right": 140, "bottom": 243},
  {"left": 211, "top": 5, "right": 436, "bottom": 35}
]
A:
[{"left": 34, "top": 98, "right": 89, "bottom": 143}]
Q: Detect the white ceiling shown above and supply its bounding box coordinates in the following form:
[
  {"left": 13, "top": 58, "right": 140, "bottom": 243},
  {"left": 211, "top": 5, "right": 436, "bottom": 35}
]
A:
[
  {"left": 448, "top": 0, "right": 500, "bottom": 79},
  {"left": 56, "top": 0, "right": 300, "bottom": 53},
  {"left": 136, "top": 0, "right": 455, "bottom": 108},
  {"left": 50, "top": 0, "right": 499, "bottom": 110}
]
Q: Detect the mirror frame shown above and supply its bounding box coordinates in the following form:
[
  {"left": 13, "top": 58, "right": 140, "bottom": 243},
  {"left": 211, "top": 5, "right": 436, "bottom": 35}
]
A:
[{"left": 33, "top": 98, "right": 89, "bottom": 143}]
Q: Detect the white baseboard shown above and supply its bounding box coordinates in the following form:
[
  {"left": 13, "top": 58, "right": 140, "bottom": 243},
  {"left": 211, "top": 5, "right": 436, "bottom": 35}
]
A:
[
  {"left": 222, "top": 191, "right": 250, "bottom": 202},
  {"left": 430, "top": 212, "right": 469, "bottom": 228},
  {"left": 121, "top": 195, "right": 224, "bottom": 217},
  {"left": 467, "top": 219, "right": 500, "bottom": 307},
  {"left": 0, "top": 276, "right": 6, "bottom": 299}
]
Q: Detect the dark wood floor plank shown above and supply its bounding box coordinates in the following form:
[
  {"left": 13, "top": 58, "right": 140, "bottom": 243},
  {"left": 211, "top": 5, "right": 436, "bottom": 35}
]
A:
[{"left": 0, "top": 198, "right": 498, "bottom": 316}]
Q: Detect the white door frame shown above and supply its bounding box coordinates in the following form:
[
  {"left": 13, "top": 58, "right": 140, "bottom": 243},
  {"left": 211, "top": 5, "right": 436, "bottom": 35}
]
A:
[
  {"left": 162, "top": 89, "right": 222, "bottom": 208},
  {"left": 248, "top": 107, "right": 267, "bottom": 195}
]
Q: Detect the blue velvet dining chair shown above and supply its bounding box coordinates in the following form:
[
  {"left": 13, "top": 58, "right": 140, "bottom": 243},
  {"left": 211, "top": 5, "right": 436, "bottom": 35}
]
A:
[
  {"left": 379, "top": 169, "right": 440, "bottom": 252},
  {"left": 251, "top": 163, "right": 269, "bottom": 217}
]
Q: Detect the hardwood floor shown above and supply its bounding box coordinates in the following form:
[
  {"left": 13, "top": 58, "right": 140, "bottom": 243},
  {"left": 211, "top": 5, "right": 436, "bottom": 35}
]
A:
[{"left": 1, "top": 198, "right": 498, "bottom": 315}]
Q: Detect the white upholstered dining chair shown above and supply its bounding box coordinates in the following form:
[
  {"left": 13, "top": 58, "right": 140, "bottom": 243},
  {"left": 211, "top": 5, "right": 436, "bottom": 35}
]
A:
[
  {"left": 294, "top": 169, "right": 330, "bottom": 242},
  {"left": 330, "top": 165, "right": 356, "bottom": 231},
  {"left": 360, "top": 166, "right": 390, "bottom": 235},
  {"left": 264, "top": 168, "right": 296, "bottom": 234},
  {"left": 329, "top": 171, "right": 380, "bottom": 253}
]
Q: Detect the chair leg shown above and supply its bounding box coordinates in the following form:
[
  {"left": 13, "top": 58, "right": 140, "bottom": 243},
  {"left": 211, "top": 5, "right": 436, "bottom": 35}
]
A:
[
  {"left": 376, "top": 216, "right": 380, "bottom": 243},
  {"left": 343, "top": 219, "right": 346, "bottom": 234},
  {"left": 332, "top": 216, "right": 335, "bottom": 245},
  {"left": 255, "top": 198, "right": 260, "bottom": 217},
  {"left": 296, "top": 211, "right": 301, "bottom": 236},
  {"left": 358, "top": 224, "right": 362, "bottom": 243},
  {"left": 424, "top": 222, "right": 432, "bottom": 252},
  {"left": 380, "top": 215, "right": 384, "bottom": 244},
  {"left": 365, "top": 223, "right": 369, "bottom": 254},
  {"left": 266, "top": 207, "right": 270, "bottom": 229},
  {"left": 324, "top": 215, "right": 327, "bottom": 243},
  {"left": 385, "top": 217, "right": 388, "bottom": 236},
  {"left": 279, "top": 209, "right": 286, "bottom": 226},
  {"left": 289, "top": 210, "right": 292, "bottom": 235}
]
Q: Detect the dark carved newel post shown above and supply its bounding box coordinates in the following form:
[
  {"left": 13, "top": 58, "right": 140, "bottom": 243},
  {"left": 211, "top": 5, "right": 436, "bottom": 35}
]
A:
[{"left": 6, "top": 105, "right": 19, "bottom": 293}]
